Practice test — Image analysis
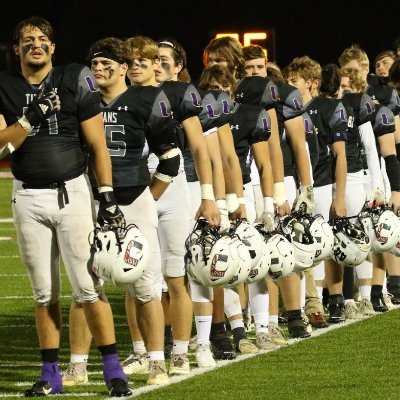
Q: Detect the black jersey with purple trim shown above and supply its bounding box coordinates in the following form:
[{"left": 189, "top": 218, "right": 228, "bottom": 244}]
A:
[
  {"left": 0, "top": 64, "right": 100, "bottom": 185},
  {"left": 196, "top": 89, "right": 222, "bottom": 133},
  {"left": 341, "top": 92, "right": 375, "bottom": 174},
  {"left": 366, "top": 74, "right": 400, "bottom": 116},
  {"left": 304, "top": 96, "right": 348, "bottom": 187},
  {"left": 94, "top": 85, "right": 176, "bottom": 189},
  {"left": 230, "top": 103, "right": 271, "bottom": 184},
  {"left": 234, "top": 76, "right": 304, "bottom": 178},
  {"left": 158, "top": 81, "right": 202, "bottom": 122}
]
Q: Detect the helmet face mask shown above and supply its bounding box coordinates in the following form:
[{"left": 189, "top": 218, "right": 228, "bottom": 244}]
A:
[
  {"left": 185, "top": 219, "right": 240, "bottom": 287},
  {"left": 279, "top": 211, "right": 316, "bottom": 272},
  {"left": 91, "top": 224, "right": 150, "bottom": 287},
  {"left": 330, "top": 218, "right": 370, "bottom": 267}
]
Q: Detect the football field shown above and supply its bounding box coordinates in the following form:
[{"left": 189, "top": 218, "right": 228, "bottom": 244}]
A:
[{"left": 0, "top": 176, "right": 399, "bottom": 399}]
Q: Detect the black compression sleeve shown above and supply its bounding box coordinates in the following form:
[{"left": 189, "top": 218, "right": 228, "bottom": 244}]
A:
[{"left": 384, "top": 154, "right": 400, "bottom": 191}]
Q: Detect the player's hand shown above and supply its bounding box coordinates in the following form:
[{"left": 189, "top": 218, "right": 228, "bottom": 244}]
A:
[
  {"left": 388, "top": 191, "right": 400, "bottom": 215},
  {"left": 216, "top": 199, "right": 231, "bottom": 233},
  {"left": 195, "top": 199, "right": 220, "bottom": 228},
  {"left": 19, "top": 89, "right": 61, "bottom": 131},
  {"left": 368, "top": 187, "right": 385, "bottom": 207},
  {"left": 98, "top": 189, "right": 125, "bottom": 228},
  {"left": 331, "top": 197, "right": 346, "bottom": 218},
  {"left": 277, "top": 200, "right": 291, "bottom": 217},
  {"left": 294, "top": 185, "right": 315, "bottom": 214},
  {"left": 260, "top": 196, "right": 275, "bottom": 231}
]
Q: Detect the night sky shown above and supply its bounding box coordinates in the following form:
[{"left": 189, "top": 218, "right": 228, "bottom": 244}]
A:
[{"left": 1, "top": 0, "right": 399, "bottom": 80}]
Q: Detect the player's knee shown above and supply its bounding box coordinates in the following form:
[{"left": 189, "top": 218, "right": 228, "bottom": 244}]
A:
[
  {"left": 74, "top": 287, "right": 99, "bottom": 304},
  {"left": 33, "top": 290, "right": 60, "bottom": 306},
  {"left": 129, "top": 285, "right": 157, "bottom": 305}
]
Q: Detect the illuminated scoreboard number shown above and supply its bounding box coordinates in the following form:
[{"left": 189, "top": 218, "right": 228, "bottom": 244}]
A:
[
  {"left": 215, "top": 28, "right": 276, "bottom": 61},
  {"left": 215, "top": 32, "right": 268, "bottom": 57}
]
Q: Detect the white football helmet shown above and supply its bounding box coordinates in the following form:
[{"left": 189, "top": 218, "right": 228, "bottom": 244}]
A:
[
  {"left": 265, "top": 232, "right": 295, "bottom": 280},
  {"left": 245, "top": 224, "right": 272, "bottom": 284},
  {"left": 330, "top": 218, "right": 371, "bottom": 267},
  {"left": 280, "top": 212, "right": 316, "bottom": 272},
  {"left": 230, "top": 219, "right": 264, "bottom": 269},
  {"left": 309, "top": 214, "right": 335, "bottom": 264},
  {"left": 223, "top": 236, "right": 253, "bottom": 288},
  {"left": 91, "top": 224, "right": 149, "bottom": 287},
  {"left": 185, "top": 219, "right": 239, "bottom": 287},
  {"left": 358, "top": 204, "right": 400, "bottom": 253}
]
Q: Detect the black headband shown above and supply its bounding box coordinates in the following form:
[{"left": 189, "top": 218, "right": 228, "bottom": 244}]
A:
[{"left": 90, "top": 48, "right": 125, "bottom": 64}]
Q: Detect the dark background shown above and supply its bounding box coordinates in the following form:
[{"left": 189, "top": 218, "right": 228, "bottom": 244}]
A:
[{"left": 1, "top": 0, "right": 399, "bottom": 80}]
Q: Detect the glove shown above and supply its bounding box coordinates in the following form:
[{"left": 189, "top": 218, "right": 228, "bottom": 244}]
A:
[
  {"left": 18, "top": 89, "right": 61, "bottom": 132},
  {"left": 97, "top": 187, "right": 125, "bottom": 228},
  {"left": 295, "top": 185, "right": 315, "bottom": 214},
  {"left": 216, "top": 199, "right": 231, "bottom": 234},
  {"left": 260, "top": 196, "right": 275, "bottom": 232},
  {"left": 368, "top": 187, "right": 385, "bottom": 206}
]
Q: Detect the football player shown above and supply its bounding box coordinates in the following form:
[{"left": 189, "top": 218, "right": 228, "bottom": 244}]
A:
[{"left": 0, "top": 17, "right": 130, "bottom": 397}]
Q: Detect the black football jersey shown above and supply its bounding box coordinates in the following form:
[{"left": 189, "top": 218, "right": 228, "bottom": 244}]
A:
[
  {"left": 341, "top": 92, "right": 375, "bottom": 173},
  {"left": 234, "top": 76, "right": 304, "bottom": 178},
  {"left": 0, "top": 64, "right": 100, "bottom": 185},
  {"left": 304, "top": 96, "right": 348, "bottom": 187},
  {"left": 302, "top": 111, "right": 319, "bottom": 171},
  {"left": 230, "top": 103, "right": 271, "bottom": 184},
  {"left": 93, "top": 85, "right": 176, "bottom": 189},
  {"left": 366, "top": 74, "right": 400, "bottom": 116},
  {"left": 158, "top": 81, "right": 203, "bottom": 122}
]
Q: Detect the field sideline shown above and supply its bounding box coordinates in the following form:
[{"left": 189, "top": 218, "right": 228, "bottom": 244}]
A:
[{"left": 1, "top": 177, "right": 399, "bottom": 399}]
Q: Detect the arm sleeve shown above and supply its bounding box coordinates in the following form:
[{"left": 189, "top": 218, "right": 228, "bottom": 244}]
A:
[{"left": 358, "top": 121, "right": 384, "bottom": 190}]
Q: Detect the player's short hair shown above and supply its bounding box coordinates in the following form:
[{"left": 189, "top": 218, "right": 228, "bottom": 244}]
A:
[
  {"left": 125, "top": 36, "right": 159, "bottom": 61},
  {"left": 203, "top": 36, "right": 244, "bottom": 79},
  {"left": 284, "top": 55, "right": 321, "bottom": 82},
  {"left": 198, "top": 64, "right": 237, "bottom": 93},
  {"left": 374, "top": 50, "right": 398, "bottom": 66},
  {"left": 340, "top": 67, "right": 367, "bottom": 92},
  {"left": 243, "top": 44, "right": 265, "bottom": 62},
  {"left": 157, "top": 37, "right": 191, "bottom": 83},
  {"left": 338, "top": 44, "right": 369, "bottom": 69},
  {"left": 13, "top": 16, "right": 55, "bottom": 44},
  {"left": 319, "top": 63, "right": 341, "bottom": 98},
  {"left": 88, "top": 37, "right": 131, "bottom": 66}
]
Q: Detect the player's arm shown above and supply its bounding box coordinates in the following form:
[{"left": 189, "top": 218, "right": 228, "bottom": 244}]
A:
[
  {"left": 378, "top": 132, "right": 400, "bottom": 213},
  {"left": 331, "top": 140, "right": 347, "bottom": 217},
  {"left": 182, "top": 115, "right": 220, "bottom": 227},
  {"left": 252, "top": 140, "right": 274, "bottom": 230},
  {"left": 217, "top": 123, "right": 245, "bottom": 219},
  {"left": 150, "top": 147, "right": 181, "bottom": 200},
  {"left": 0, "top": 114, "right": 26, "bottom": 154},
  {"left": 267, "top": 108, "right": 290, "bottom": 216}
]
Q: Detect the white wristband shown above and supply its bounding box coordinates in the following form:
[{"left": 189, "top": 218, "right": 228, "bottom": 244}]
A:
[
  {"left": 17, "top": 115, "right": 33, "bottom": 133},
  {"left": 273, "top": 182, "right": 287, "bottom": 206},
  {"left": 226, "top": 193, "right": 240, "bottom": 213},
  {"left": 159, "top": 147, "right": 180, "bottom": 160},
  {"left": 201, "top": 184, "right": 215, "bottom": 201},
  {"left": 98, "top": 186, "right": 113, "bottom": 193},
  {"left": 154, "top": 171, "right": 173, "bottom": 183},
  {"left": 263, "top": 196, "right": 274, "bottom": 213},
  {"left": 216, "top": 199, "right": 227, "bottom": 210},
  {"left": 237, "top": 197, "right": 246, "bottom": 205}
]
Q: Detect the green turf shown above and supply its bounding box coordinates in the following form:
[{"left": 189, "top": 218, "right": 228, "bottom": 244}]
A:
[{"left": 1, "top": 177, "right": 399, "bottom": 399}]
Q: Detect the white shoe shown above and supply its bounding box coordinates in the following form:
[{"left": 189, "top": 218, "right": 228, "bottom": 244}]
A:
[
  {"left": 383, "top": 293, "right": 395, "bottom": 310},
  {"left": 169, "top": 354, "right": 190, "bottom": 375},
  {"left": 122, "top": 353, "right": 149, "bottom": 375},
  {"left": 255, "top": 332, "right": 277, "bottom": 350},
  {"left": 344, "top": 303, "right": 363, "bottom": 319},
  {"left": 195, "top": 344, "right": 216, "bottom": 368},
  {"left": 189, "top": 335, "right": 197, "bottom": 351},
  {"left": 358, "top": 298, "right": 376, "bottom": 316},
  {"left": 147, "top": 360, "right": 169, "bottom": 385},
  {"left": 62, "top": 362, "right": 88, "bottom": 386}
]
